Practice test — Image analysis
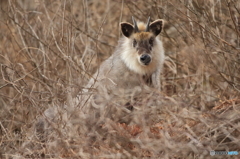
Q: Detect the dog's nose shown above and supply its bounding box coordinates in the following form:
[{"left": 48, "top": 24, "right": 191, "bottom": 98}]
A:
[{"left": 140, "top": 54, "right": 151, "bottom": 65}]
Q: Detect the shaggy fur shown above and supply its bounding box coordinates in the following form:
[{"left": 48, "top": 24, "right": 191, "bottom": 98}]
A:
[
  {"left": 76, "top": 18, "right": 165, "bottom": 111},
  {"left": 85, "top": 18, "right": 165, "bottom": 92}
]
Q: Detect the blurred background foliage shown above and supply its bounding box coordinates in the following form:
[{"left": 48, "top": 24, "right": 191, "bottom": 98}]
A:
[{"left": 0, "top": 0, "right": 239, "bottom": 158}]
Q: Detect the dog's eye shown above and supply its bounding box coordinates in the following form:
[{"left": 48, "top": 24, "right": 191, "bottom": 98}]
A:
[
  {"left": 149, "top": 37, "right": 154, "bottom": 46},
  {"left": 133, "top": 39, "right": 137, "bottom": 47}
]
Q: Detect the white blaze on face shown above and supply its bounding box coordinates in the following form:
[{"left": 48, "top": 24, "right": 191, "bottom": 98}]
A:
[
  {"left": 120, "top": 18, "right": 164, "bottom": 75},
  {"left": 121, "top": 36, "right": 164, "bottom": 75}
]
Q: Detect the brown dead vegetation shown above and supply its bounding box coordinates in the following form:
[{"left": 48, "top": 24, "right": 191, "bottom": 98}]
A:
[{"left": 0, "top": 0, "right": 240, "bottom": 158}]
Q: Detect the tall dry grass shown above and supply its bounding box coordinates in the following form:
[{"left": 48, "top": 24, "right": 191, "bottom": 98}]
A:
[{"left": 0, "top": 0, "right": 240, "bottom": 158}]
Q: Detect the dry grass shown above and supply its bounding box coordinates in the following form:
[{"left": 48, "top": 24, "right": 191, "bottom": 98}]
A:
[{"left": 0, "top": 0, "right": 240, "bottom": 158}]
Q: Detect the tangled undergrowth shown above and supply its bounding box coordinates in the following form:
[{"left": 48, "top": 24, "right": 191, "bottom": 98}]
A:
[{"left": 0, "top": 0, "right": 240, "bottom": 158}]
